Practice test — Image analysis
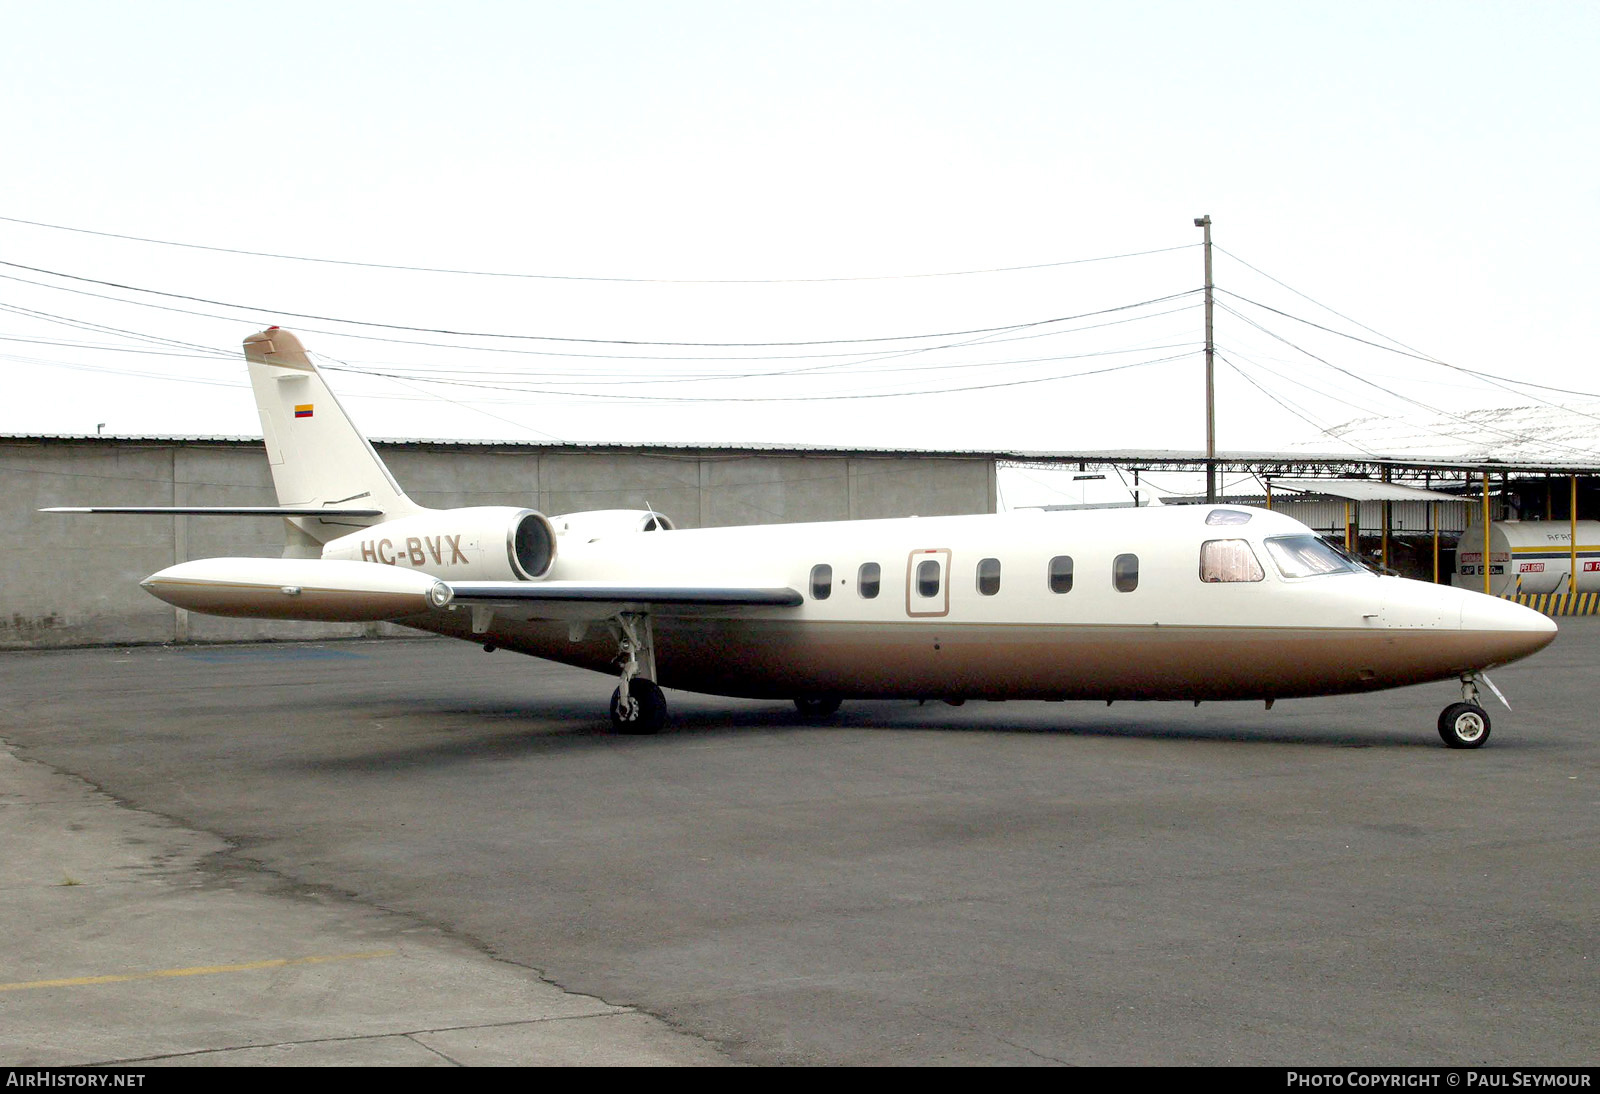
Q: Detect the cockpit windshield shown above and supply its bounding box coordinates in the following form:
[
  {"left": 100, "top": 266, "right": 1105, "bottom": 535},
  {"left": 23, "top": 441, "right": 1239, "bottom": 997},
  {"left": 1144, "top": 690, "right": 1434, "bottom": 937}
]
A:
[{"left": 1264, "top": 535, "right": 1359, "bottom": 578}]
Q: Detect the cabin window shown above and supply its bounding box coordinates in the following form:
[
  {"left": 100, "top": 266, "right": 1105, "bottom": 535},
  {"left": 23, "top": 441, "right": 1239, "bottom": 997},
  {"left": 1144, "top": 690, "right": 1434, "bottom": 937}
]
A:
[
  {"left": 1205, "top": 508, "right": 1252, "bottom": 526},
  {"left": 1200, "top": 539, "right": 1265, "bottom": 582},
  {"left": 976, "top": 557, "right": 1001, "bottom": 596},
  {"left": 916, "top": 559, "right": 941, "bottom": 598},
  {"left": 1264, "top": 535, "right": 1357, "bottom": 578},
  {"left": 858, "top": 562, "right": 881, "bottom": 599},
  {"left": 810, "top": 564, "right": 833, "bottom": 600},
  {"left": 1048, "top": 555, "right": 1074, "bottom": 594},
  {"left": 1113, "top": 553, "right": 1139, "bottom": 592}
]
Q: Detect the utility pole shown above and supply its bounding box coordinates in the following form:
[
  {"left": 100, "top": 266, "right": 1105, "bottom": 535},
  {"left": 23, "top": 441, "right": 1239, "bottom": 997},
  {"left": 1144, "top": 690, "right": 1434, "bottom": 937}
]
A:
[{"left": 1195, "top": 215, "right": 1215, "bottom": 502}]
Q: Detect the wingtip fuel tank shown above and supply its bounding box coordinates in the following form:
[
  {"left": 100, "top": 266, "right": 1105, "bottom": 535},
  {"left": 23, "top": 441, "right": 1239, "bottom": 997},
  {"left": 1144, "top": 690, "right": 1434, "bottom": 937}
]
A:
[{"left": 142, "top": 558, "right": 452, "bottom": 622}]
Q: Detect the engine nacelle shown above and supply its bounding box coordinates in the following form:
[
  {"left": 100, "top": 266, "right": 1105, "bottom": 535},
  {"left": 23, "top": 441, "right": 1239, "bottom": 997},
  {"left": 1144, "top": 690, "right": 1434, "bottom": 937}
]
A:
[
  {"left": 549, "top": 508, "right": 676, "bottom": 541},
  {"left": 322, "top": 507, "right": 556, "bottom": 580}
]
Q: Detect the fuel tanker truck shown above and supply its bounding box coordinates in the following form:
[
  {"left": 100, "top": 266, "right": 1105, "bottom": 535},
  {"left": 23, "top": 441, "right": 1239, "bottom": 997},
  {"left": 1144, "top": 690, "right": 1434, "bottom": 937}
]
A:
[{"left": 1454, "top": 519, "right": 1600, "bottom": 595}]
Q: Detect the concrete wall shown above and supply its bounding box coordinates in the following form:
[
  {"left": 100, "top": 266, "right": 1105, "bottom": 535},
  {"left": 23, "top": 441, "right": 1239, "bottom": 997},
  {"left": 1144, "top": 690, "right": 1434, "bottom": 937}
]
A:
[{"left": 1, "top": 438, "right": 995, "bottom": 648}]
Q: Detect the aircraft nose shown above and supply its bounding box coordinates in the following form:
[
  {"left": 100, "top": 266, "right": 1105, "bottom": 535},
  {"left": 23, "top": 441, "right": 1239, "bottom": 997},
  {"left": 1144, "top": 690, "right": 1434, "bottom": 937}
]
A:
[{"left": 1459, "top": 592, "right": 1558, "bottom": 663}]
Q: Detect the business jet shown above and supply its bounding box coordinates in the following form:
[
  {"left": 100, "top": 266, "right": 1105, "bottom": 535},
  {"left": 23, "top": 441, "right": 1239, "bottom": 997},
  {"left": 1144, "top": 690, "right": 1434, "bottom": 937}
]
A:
[{"left": 48, "top": 328, "right": 1557, "bottom": 748}]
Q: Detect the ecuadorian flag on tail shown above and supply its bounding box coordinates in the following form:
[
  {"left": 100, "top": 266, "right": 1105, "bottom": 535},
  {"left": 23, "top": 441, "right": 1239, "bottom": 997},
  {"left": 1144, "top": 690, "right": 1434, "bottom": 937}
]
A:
[{"left": 294, "top": 404, "right": 314, "bottom": 418}]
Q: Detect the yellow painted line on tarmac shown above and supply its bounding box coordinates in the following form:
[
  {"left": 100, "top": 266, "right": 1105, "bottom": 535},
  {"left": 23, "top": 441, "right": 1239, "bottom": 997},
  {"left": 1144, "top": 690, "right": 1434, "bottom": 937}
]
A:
[{"left": 0, "top": 950, "right": 397, "bottom": 992}]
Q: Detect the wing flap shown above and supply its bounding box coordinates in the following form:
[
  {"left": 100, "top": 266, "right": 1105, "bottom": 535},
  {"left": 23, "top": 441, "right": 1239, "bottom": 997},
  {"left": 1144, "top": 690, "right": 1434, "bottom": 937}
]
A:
[{"left": 445, "top": 580, "right": 801, "bottom": 617}]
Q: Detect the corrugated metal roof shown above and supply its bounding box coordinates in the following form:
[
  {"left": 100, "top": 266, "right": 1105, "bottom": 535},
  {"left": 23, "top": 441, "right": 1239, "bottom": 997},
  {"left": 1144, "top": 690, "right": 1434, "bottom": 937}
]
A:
[
  {"left": 0, "top": 433, "right": 1008, "bottom": 458},
  {"left": 6, "top": 434, "right": 1600, "bottom": 473},
  {"left": 1267, "top": 478, "right": 1467, "bottom": 503},
  {"left": 1305, "top": 402, "right": 1600, "bottom": 466}
]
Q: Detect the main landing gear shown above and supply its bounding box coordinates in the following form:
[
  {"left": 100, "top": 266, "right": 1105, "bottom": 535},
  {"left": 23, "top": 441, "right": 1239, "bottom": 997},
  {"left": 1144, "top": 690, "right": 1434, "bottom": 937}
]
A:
[
  {"left": 611, "top": 678, "right": 666, "bottom": 735},
  {"left": 793, "top": 696, "right": 842, "bottom": 720},
  {"left": 608, "top": 612, "right": 667, "bottom": 735},
  {"left": 1438, "top": 673, "right": 1493, "bottom": 749}
]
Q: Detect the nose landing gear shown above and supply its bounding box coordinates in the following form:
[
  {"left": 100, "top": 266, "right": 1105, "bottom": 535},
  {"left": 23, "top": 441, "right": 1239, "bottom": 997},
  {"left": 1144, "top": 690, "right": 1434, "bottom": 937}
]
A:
[
  {"left": 1438, "top": 674, "right": 1492, "bottom": 749},
  {"left": 1438, "top": 702, "right": 1490, "bottom": 748}
]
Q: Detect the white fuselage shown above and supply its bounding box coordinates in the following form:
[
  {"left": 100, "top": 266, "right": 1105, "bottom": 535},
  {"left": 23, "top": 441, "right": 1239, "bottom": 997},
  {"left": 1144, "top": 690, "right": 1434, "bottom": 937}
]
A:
[
  {"left": 397, "top": 505, "right": 1556, "bottom": 702},
  {"left": 89, "top": 327, "right": 1561, "bottom": 735}
]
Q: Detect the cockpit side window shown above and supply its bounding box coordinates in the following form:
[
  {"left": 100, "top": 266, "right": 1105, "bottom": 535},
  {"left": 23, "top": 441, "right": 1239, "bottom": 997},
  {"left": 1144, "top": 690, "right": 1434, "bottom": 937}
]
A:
[
  {"left": 1264, "top": 535, "right": 1358, "bottom": 578},
  {"left": 1199, "top": 539, "right": 1265, "bottom": 583}
]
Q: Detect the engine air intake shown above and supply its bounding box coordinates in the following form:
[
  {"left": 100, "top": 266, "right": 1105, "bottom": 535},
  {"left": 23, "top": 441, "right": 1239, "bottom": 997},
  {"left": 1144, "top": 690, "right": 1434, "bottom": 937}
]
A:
[{"left": 512, "top": 510, "right": 556, "bottom": 578}]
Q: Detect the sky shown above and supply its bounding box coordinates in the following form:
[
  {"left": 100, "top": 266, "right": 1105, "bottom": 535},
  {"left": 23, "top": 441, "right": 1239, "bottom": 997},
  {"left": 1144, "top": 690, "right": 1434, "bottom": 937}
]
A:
[{"left": 1, "top": 0, "right": 1597, "bottom": 507}]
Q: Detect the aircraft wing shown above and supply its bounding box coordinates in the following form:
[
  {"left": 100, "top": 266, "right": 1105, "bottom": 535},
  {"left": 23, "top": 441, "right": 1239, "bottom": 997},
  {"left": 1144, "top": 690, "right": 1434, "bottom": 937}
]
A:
[
  {"left": 136, "top": 559, "right": 799, "bottom": 623},
  {"left": 42, "top": 507, "right": 386, "bottom": 517},
  {"left": 444, "top": 580, "right": 802, "bottom": 618}
]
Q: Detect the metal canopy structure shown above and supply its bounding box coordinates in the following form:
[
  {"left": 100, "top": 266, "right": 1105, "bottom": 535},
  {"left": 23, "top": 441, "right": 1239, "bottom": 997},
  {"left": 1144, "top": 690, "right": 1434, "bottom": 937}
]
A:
[
  {"left": 1266, "top": 478, "right": 1466, "bottom": 503},
  {"left": 10, "top": 434, "right": 1600, "bottom": 478},
  {"left": 1001, "top": 450, "right": 1600, "bottom": 479}
]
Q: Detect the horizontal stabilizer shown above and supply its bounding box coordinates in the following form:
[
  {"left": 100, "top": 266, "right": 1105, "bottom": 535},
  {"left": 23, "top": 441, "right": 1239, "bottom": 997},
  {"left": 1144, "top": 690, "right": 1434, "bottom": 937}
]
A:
[{"left": 44, "top": 507, "right": 385, "bottom": 517}]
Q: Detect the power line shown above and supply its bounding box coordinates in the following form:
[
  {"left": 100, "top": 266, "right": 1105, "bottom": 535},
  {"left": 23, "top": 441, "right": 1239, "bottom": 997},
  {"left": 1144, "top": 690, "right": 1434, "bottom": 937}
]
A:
[
  {"left": 1216, "top": 284, "right": 1600, "bottom": 402},
  {"left": 316, "top": 341, "right": 1204, "bottom": 393},
  {"left": 0, "top": 300, "right": 234, "bottom": 358},
  {"left": 0, "top": 266, "right": 1202, "bottom": 375},
  {"left": 1216, "top": 293, "right": 1600, "bottom": 426},
  {"left": 1217, "top": 353, "right": 1404, "bottom": 458},
  {"left": 319, "top": 350, "right": 1199, "bottom": 404},
  {"left": 0, "top": 213, "right": 1196, "bottom": 284},
  {"left": 0, "top": 286, "right": 1200, "bottom": 406},
  {"left": 2, "top": 282, "right": 1206, "bottom": 410},
  {"left": 1217, "top": 353, "right": 1356, "bottom": 443},
  {"left": 0, "top": 332, "right": 229, "bottom": 361},
  {"left": 329, "top": 299, "right": 1202, "bottom": 371},
  {"left": 1214, "top": 300, "right": 1600, "bottom": 459},
  {"left": 0, "top": 258, "right": 1198, "bottom": 349},
  {"left": 1214, "top": 339, "right": 1521, "bottom": 455},
  {"left": 370, "top": 367, "right": 566, "bottom": 444},
  {"left": 1215, "top": 245, "right": 1431, "bottom": 358},
  {"left": 1214, "top": 341, "right": 1390, "bottom": 419}
]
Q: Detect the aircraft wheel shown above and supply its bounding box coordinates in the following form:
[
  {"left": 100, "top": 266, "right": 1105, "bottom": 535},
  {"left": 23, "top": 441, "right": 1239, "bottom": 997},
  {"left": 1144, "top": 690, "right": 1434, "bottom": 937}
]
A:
[
  {"left": 1438, "top": 702, "right": 1491, "bottom": 749},
  {"left": 793, "top": 697, "right": 842, "bottom": 719},
  {"left": 611, "top": 680, "right": 667, "bottom": 735}
]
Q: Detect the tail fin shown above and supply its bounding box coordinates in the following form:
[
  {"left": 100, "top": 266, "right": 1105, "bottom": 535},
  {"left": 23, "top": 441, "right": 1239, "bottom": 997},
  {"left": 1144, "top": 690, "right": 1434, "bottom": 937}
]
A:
[{"left": 244, "top": 328, "right": 423, "bottom": 544}]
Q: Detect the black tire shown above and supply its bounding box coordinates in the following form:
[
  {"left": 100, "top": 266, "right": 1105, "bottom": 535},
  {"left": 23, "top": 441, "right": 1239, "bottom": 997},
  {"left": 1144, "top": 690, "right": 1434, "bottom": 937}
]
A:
[
  {"left": 1438, "top": 702, "right": 1491, "bottom": 749},
  {"left": 610, "top": 679, "right": 667, "bottom": 735},
  {"left": 793, "top": 696, "right": 842, "bottom": 719}
]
